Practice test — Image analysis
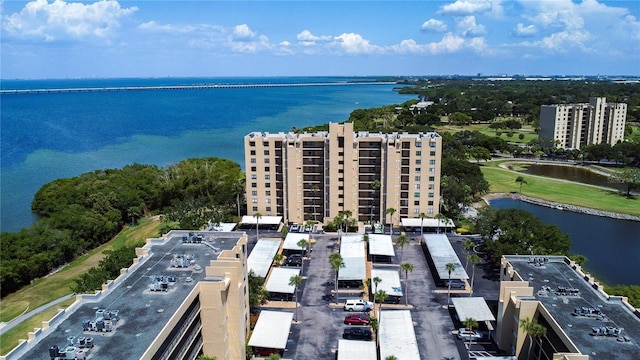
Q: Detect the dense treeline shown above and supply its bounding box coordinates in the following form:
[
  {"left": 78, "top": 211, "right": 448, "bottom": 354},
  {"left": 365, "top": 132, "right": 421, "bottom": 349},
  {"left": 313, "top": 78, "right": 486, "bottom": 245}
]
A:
[
  {"left": 72, "top": 243, "right": 142, "bottom": 293},
  {"left": 396, "top": 78, "right": 640, "bottom": 124},
  {"left": 0, "top": 158, "right": 244, "bottom": 297}
]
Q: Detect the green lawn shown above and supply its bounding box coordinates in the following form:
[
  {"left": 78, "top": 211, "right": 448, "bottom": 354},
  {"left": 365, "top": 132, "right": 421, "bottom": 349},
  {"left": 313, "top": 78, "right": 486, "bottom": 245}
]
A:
[
  {"left": 435, "top": 122, "right": 538, "bottom": 144},
  {"left": 481, "top": 165, "right": 640, "bottom": 217}
]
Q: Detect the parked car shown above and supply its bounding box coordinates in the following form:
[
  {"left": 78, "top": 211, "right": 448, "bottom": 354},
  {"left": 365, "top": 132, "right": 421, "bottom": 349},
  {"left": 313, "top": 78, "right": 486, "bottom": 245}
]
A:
[
  {"left": 343, "top": 327, "right": 372, "bottom": 341},
  {"left": 343, "top": 298, "right": 374, "bottom": 312},
  {"left": 457, "top": 328, "right": 484, "bottom": 341},
  {"left": 344, "top": 314, "right": 370, "bottom": 325},
  {"left": 289, "top": 223, "right": 300, "bottom": 232},
  {"left": 285, "top": 254, "right": 303, "bottom": 267},
  {"left": 445, "top": 280, "right": 467, "bottom": 289}
]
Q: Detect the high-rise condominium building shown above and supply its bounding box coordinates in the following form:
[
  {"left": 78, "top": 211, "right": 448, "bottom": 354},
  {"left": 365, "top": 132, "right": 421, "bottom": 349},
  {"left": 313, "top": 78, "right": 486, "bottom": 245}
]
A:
[
  {"left": 539, "top": 97, "right": 627, "bottom": 149},
  {"left": 244, "top": 122, "right": 442, "bottom": 226}
]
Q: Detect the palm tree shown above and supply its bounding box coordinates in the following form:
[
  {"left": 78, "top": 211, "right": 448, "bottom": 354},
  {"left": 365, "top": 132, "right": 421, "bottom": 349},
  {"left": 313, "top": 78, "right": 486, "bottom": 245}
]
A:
[
  {"left": 401, "top": 262, "right": 414, "bottom": 305},
  {"left": 520, "top": 317, "right": 547, "bottom": 360},
  {"left": 370, "top": 316, "right": 380, "bottom": 349},
  {"left": 462, "top": 239, "right": 475, "bottom": 272},
  {"left": 233, "top": 173, "right": 245, "bottom": 218},
  {"left": 445, "top": 262, "right": 456, "bottom": 307},
  {"left": 372, "top": 276, "right": 382, "bottom": 311},
  {"left": 515, "top": 176, "right": 528, "bottom": 194},
  {"left": 385, "top": 207, "right": 396, "bottom": 234},
  {"left": 435, "top": 213, "right": 447, "bottom": 234},
  {"left": 396, "top": 234, "right": 410, "bottom": 263},
  {"left": 254, "top": 212, "right": 262, "bottom": 240},
  {"left": 418, "top": 212, "right": 427, "bottom": 243},
  {"left": 297, "top": 238, "right": 309, "bottom": 273},
  {"left": 329, "top": 253, "right": 345, "bottom": 303},
  {"left": 289, "top": 274, "right": 303, "bottom": 321},
  {"left": 273, "top": 253, "right": 284, "bottom": 267},
  {"left": 385, "top": 356, "right": 398, "bottom": 360},
  {"left": 467, "top": 254, "right": 482, "bottom": 297},
  {"left": 374, "top": 289, "right": 387, "bottom": 319},
  {"left": 462, "top": 317, "right": 479, "bottom": 349}
]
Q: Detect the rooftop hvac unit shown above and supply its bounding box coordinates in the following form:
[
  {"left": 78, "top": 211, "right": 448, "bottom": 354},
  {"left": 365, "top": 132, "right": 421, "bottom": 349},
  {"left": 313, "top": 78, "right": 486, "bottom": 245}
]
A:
[
  {"left": 95, "top": 309, "right": 105, "bottom": 319},
  {"left": 76, "top": 349, "right": 86, "bottom": 360},
  {"left": 66, "top": 336, "right": 75, "bottom": 346},
  {"left": 65, "top": 346, "right": 77, "bottom": 359},
  {"left": 85, "top": 338, "right": 93, "bottom": 348},
  {"left": 49, "top": 345, "right": 60, "bottom": 358}
]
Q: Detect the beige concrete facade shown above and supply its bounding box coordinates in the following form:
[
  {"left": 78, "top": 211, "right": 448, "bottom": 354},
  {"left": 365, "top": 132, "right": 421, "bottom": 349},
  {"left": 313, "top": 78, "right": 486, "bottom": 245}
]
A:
[
  {"left": 244, "top": 123, "right": 442, "bottom": 225},
  {"left": 539, "top": 97, "right": 627, "bottom": 149}
]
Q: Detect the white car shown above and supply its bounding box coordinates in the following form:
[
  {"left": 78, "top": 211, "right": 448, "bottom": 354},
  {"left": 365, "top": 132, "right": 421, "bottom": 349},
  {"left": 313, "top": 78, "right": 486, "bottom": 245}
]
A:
[
  {"left": 457, "top": 328, "right": 483, "bottom": 341},
  {"left": 289, "top": 223, "right": 299, "bottom": 232}
]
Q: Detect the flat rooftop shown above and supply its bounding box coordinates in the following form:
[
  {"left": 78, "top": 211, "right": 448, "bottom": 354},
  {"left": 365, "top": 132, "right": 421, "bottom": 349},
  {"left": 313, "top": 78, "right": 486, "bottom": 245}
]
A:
[
  {"left": 19, "top": 231, "right": 244, "bottom": 360},
  {"left": 506, "top": 256, "right": 640, "bottom": 358}
]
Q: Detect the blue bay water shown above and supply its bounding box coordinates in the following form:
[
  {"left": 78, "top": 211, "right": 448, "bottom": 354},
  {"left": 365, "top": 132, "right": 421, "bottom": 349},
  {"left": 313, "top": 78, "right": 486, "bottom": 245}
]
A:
[{"left": 1, "top": 77, "right": 413, "bottom": 232}]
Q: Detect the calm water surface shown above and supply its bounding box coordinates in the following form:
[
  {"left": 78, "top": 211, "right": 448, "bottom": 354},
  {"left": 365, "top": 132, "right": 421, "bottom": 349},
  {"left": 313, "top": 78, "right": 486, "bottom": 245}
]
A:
[
  {"left": 522, "top": 164, "right": 625, "bottom": 191},
  {"left": 491, "top": 198, "right": 640, "bottom": 286}
]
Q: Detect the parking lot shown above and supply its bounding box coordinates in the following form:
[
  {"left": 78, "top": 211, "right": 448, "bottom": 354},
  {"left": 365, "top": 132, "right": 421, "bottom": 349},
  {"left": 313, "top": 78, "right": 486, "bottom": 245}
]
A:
[{"left": 248, "top": 230, "right": 502, "bottom": 359}]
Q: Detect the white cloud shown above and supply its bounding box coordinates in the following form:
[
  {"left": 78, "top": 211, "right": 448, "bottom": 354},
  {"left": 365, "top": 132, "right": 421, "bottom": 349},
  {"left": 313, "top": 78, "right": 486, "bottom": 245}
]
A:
[
  {"left": 389, "top": 33, "right": 467, "bottom": 54},
  {"left": 138, "top": 21, "right": 201, "bottom": 34},
  {"left": 296, "top": 30, "right": 332, "bottom": 47},
  {"left": 421, "top": 19, "right": 448, "bottom": 32},
  {"left": 333, "top": 33, "right": 383, "bottom": 54},
  {"left": 232, "top": 24, "right": 256, "bottom": 40},
  {"left": 438, "top": 0, "right": 492, "bottom": 16},
  {"left": 512, "top": 23, "right": 537, "bottom": 37},
  {"left": 457, "top": 16, "right": 486, "bottom": 37},
  {"left": 2, "top": 0, "right": 137, "bottom": 41}
]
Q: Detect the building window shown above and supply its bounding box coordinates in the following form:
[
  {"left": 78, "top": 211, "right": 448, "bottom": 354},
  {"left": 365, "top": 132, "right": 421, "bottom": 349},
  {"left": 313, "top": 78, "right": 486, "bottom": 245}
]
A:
[
  {"left": 429, "top": 167, "right": 435, "bottom": 173},
  {"left": 338, "top": 151, "right": 344, "bottom": 156},
  {"left": 430, "top": 151, "right": 436, "bottom": 156},
  {"left": 428, "top": 208, "right": 434, "bottom": 214},
  {"left": 266, "top": 198, "right": 271, "bottom": 204},
  {"left": 250, "top": 150, "right": 256, "bottom": 155},
  {"left": 428, "top": 201, "right": 434, "bottom": 206},
  {"left": 414, "top": 200, "right": 420, "bottom": 206},
  {"left": 251, "top": 182, "right": 257, "bottom": 188},
  {"left": 251, "top": 191, "right": 257, "bottom": 196},
  {"left": 415, "top": 141, "right": 422, "bottom": 147},
  {"left": 413, "top": 208, "right": 419, "bottom": 214},
  {"left": 266, "top": 207, "right": 271, "bottom": 212},
  {"left": 252, "top": 206, "right": 258, "bottom": 211},
  {"left": 429, "top": 176, "right": 435, "bottom": 181},
  {"left": 250, "top": 158, "right": 256, "bottom": 164},
  {"left": 429, "top": 159, "right": 436, "bottom": 165},
  {"left": 251, "top": 174, "right": 257, "bottom": 180},
  {"left": 266, "top": 190, "right": 271, "bottom": 196},
  {"left": 416, "top": 151, "right": 421, "bottom": 156},
  {"left": 265, "top": 174, "right": 270, "bottom": 180},
  {"left": 429, "top": 184, "right": 434, "bottom": 190},
  {"left": 338, "top": 169, "right": 344, "bottom": 173},
  {"left": 414, "top": 192, "right": 420, "bottom": 197},
  {"left": 414, "top": 184, "right": 420, "bottom": 189},
  {"left": 265, "top": 166, "right": 270, "bottom": 172},
  {"left": 264, "top": 150, "right": 270, "bottom": 155},
  {"left": 339, "top": 177, "right": 344, "bottom": 182},
  {"left": 415, "top": 175, "right": 421, "bottom": 181},
  {"left": 338, "top": 202, "right": 344, "bottom": 207},
  {"left": 265, "top": 183, "right": 271, "bottom": 188},
  {"left": 415, "top": 167, "right": 421, "bottom": 173},
  {"left": 265, "top": 158, "right": 270, "bottom": 164},
  {"left": 263, "top": 141, "right": 268, "bottom": 146},
  {"left": 252, "top": 198, "right": 257, "bottom": 203},
  {"left": 416, "top": 159, "right": 421, "bottom": 164},
  {"left": 429, "top": 141, "right": 436, "bottom": 148},
  {"left": 428, "top": 192, "right": 434, "bottom": 198},
  {"left": 339, "top": 186, "right": 344, "bottom": 190},
  {"left": 251, "top": 166, "right": 256, "bottom": 172}
]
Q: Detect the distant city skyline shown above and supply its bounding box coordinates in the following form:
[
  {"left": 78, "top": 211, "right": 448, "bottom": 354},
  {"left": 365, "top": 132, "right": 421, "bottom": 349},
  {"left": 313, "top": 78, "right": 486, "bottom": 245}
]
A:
[{"left": 1, "top": 0, "right": 639, "bottom": 79}]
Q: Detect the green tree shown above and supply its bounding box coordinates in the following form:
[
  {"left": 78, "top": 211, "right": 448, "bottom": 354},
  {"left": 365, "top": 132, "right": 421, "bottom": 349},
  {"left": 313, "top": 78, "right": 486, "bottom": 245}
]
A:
[
  {"left": 445, "top": 262, "right": 456, "bottom": 307},
  {"left": 197, "top": 355, "right": 217, "bottom": 360},
  {"left": 372, "top": 276, "right": 382, "bottom": 311},
  {"left": 371, "top": 180, "right": 382, "bottom": 222},
  {"left": 254, "top": 212, "right": 262, "bottom": 241},
  {"left": 395, "top": 235, "right": 410, "bottom": 263},
  {"left": 374, "top": 289, "right": 388, "bottom": 319},
  {"left": 329, "top": 252, "right": 345, "bottom": 303},
  {"left": 615, "top": 168, "right": 640, "bottom": 196},
  {"left": 435, "top": 213, "right": 448, "bottom": 234},
  {"left": 273, "top": 253, "right": 284, "bottom": 267},
  {"left": 289, "top": 274, "right": 303, "bottom": 321},
  {"left": 467, "top": 146, "right": 491, "bottom": 165},
  {"left": 418, "top": 212, "right": 427, "bottom": 242},
  {"left": 462, "top": 317, "right": 479, "bottom": 349},
  {"left": 297, "top": 238, "right": 309, "bottom": 273},
  {"left": 267, "top": 354, "right": 281, "bottom": 360},
  {"left": 385, "top": 207, "right": 397, "bottom": 234},
  {"left": 515, "top": 175, "right": 528, "bottom": 194},
  {"left": 462, "top": 239, "right": 475, "bottom": 272},
  {"left": 520, "top": 317, "right": 547, "bottom": 360},
  {"left": 449, "top": 112, "right": 472, "bottom": 126},
  {"left": 401, "top": 262, "right": 414, "bottom": 306},
  {"left": 467, "top": 253, "right": 482, "bottom": 297}
]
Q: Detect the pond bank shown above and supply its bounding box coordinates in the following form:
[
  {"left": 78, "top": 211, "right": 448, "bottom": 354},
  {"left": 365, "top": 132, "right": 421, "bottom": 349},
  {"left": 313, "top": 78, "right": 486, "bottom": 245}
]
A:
[{"left": 482, "top": 192, "right": 640, "bottom": 222}]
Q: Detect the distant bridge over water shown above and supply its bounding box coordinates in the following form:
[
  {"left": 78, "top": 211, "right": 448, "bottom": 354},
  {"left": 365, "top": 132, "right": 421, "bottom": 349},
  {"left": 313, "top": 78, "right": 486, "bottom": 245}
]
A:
[{"left": 0, "top": 81, "right": 397, "bottom": 95}]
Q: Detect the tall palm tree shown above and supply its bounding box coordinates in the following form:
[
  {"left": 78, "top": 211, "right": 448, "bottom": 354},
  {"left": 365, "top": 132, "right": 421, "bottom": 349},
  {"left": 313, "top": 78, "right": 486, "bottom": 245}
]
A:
[
  {"left": 515, "top": 176, "right": 528, "bottom": 194},
  {"left": 418, "top": 212, "right": 427, "bottom": 243},
  {"left": 462, "top": 317, "right": 479, "bottom": 350},
  {"left": 396, "top": 235, "right": 410, "bottom": 263},
  {"left": 254, "top": 212, "right": 262, "bottom": 240},
  {"left": 520, "top": 317, "right": 547, "bottom": 360},
  {"left": 462, "top": 239, "right": 475, "bottom": 272},
  {"left": 273, "top": 253, "right": 284, "bottom": 267},
  {"left": 445, "top": 262, "right": 456, "bottom": 307},
  {"left": 329, "top": 253, "right": 345, "bottom": 303},
  {"left": 401, "top": 262, "right": 414, "bottom": 305},
  {"left": 297, "top": 238, "right": 309, "bottom": 273},
  {"left": 467, "top": 254, "right": 482, "bottom": 297},
  {"left": 372, "top": 276, "right": 382, "bottom": 311},
  {"left": 435, "top": 213, "right": 447, "bottom": 234},
  {"left": 385, "top": 207, "right": 397, "bottom": 234},
  {"left": 289, "top": 274, "right": 303, "bottom": 321},
  {"left": 374, "top": 289, "right": 387, "bottom": 319}
]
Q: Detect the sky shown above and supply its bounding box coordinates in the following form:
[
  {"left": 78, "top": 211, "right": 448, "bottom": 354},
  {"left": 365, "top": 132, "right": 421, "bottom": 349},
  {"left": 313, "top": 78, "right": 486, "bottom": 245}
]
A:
[{"left": 1, "top": 0, "right": 639, "bottom": 79}]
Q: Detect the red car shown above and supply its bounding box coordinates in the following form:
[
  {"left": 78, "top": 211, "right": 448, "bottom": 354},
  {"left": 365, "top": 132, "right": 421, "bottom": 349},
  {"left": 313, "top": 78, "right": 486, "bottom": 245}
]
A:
[{"left": 344, "top": 314, "right": 370, "bottom": 325}]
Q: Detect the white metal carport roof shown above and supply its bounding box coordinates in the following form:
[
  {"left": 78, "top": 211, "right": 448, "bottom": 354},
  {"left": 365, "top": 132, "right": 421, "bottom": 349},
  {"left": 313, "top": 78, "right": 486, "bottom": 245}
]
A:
[
  {"left": 401, "top": 217, "right": 455, "bottom": 228},
  {"left": 368, "top": 234, "right": 395, "bottom": 257},
  {"left": 451, "top": 297, "right": 496, "bottom": 322},
  {"left": 248, "top": 310, "right": 294, "bottom": 349},
  {"left": 423, "top": 234, "right": 469, "bottom": 280},
  {"left": 339, "top": 235, "right": 367, "bottom": 280},
  {"left": 283, "top": 232, "right": 310, "bottom": 251},
  {"left": 247, "top": 239, "right": 281, "bottom": 277},
  {"left": 240, "top": 215, "right": 282, "bottom": 225},
  {"left": 337, "top": 339, "right": 377, "bottom": 360},
  {"left": 379, "top": 310, "right": 420, "bottom": 360},
  {"left": 265, "top": 267, "right": 301, "bottom": 294},
  {"left": 340, "top": 235, "right": 366, "bottom": 257},
  {"left": 371, "top": 269, "right": 403, "bottom": 297}
]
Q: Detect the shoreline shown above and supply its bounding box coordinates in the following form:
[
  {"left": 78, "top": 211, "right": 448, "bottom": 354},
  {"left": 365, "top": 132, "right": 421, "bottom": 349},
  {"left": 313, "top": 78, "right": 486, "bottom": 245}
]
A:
[{"left": 482, "top": 192, "right": 640, "bottom": 222}]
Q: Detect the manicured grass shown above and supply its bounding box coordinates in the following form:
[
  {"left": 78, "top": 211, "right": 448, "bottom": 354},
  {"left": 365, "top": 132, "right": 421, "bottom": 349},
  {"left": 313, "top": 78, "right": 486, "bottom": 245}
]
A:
[
  {"left": 0, "top": 298, "right": 76, "bottom": 356},
  {"left": 435, "top": 122, "right": 538, "bottom": 144},
  {"left": 481, "top": 165, "right": 640, "bottom": 217},
  {"left": 0, "top": 217, "right": 160, "bottom": 323}
]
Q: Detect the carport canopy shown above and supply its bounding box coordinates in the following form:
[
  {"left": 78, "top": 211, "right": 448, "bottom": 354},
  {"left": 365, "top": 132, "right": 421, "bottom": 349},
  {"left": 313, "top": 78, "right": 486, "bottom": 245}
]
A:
[
  {"left": 338, "top": 339, "right": 376, "bottom": 360},
  {"left": 240, "top": 215, "right": 282, "bottom": 226},
  {"left": 283, "top": 232, "right": 310, "bottom": 251},
  {"left": 368, "top": 234, "right": 395, "bottom": 257},
  {"left": 423, "top": 234, "right": 469, "bottom": 280},
  {"left": 379, "top": 310, "right": 420, "bottom": 360},
  {"left": 247, "top": 239, "right": 281, "bottom": 277},
  {"left": 371, "top": 269, "right": 402, "bottom": 297},
  {"left": 451, "top": 297, "right": 496, "bottom": 322},
  {"left": 401, "top": 217, "right": 455, "bottom": 229},
  {"left": 265, "top": 267, "right": 301, "bottom": 294},
  {"left": 248, "top": 310, "right": 294, "bottom": 349}
]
